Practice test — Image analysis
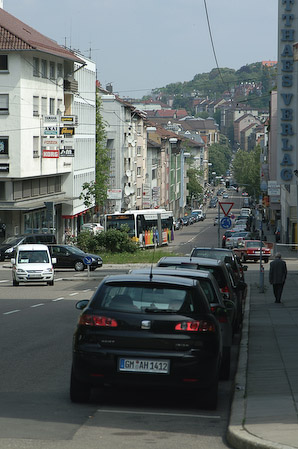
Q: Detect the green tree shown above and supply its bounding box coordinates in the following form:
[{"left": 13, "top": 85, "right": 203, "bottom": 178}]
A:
[
  {"left": 208, "top": 142, "right": 232, "bottom": 178},
  {"left": 80, "top": 89, "right": 110, "bottom": 209},
  {"left": 187, "top": 167, "right": 203, "bottom": 202},
  {"left": 232, "top": 146, "right": 261, "bottom": 199}
]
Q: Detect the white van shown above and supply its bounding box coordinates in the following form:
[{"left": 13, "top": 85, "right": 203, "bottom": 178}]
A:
[{"left": 11, "top": 244, "right": 56, "bottom": 286}]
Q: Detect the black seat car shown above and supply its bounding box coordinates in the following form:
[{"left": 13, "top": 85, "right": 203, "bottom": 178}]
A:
[
  {"left": 48, "top": 244, "right": 102, "bottom": 271},
  {"left": 71, "top": 274, "right": 223, "bottom": 409},
  {"left": 130, "top": 267, "right": 235, "bottom": 380},
  {"left": 156, "top": 256, "right": 245, "bottom": 333}
]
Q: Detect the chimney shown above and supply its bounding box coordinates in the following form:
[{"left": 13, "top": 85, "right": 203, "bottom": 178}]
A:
[{"left": 106, "top": 83, "right": 113, "bottom": 93}]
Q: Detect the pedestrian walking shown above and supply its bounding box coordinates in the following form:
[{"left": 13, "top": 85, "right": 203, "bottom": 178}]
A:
[{"left": 269, "top": 253, "right": 287, "bottom": 303}]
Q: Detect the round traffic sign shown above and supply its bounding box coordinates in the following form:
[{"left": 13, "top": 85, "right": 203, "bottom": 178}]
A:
[
  {"left": 83, "top": 256, "right": 93, "bottom": 265},
  {"left": 221, "top": 217, "right": 232, "bottom": 229}
]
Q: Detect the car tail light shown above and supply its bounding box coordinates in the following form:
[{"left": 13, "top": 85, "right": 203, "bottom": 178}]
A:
[
  {"left": 221, "top": 286, "right": 229, "bottom": 293},
  {"left": 210, "top": 306, "right": 228, "bottom": 323},
  {"left": 175, "top": 320, "right": 216, "bottom": 332},
  {"left": 79, "top": 314, "right": 118, "bottom": 327}
]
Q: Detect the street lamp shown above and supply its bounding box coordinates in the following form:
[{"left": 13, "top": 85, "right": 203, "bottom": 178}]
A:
[{"left": 180, "top": 149, "right": 190, "bottom": 217}]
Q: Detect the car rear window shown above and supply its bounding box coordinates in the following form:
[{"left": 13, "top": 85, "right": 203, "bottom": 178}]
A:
[{"left": 92, "top": 284, "right": 200, "bottom": 313}]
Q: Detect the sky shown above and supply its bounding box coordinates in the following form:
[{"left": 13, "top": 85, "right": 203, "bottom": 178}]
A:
[{"left": 4, "top": 0, "right": 278, "bottom": 99}]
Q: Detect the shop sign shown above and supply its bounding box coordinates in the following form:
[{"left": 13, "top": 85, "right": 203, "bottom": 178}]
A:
[
  {"left": 61, "top": 115, "right": 77, "bottom": 126},
  {"left": 277, "top": 0, "right": 297, "bottom": 183},
  {"left": 42, "top": 149, "right": 59, "bottom": 158},
  {"left": 107, "top": 189, "right": 122, "bottom": 199},
  {"left": 60, "top": 148, "right": 74, "bottom": 157},
  {"left": 60, "top": 127, "right": 75, "bottom": 136},
  {"left": 0, "top": 163, "right": 9, "bottom": 172},
  {"left": 42, "top": 137, "right": 60, "bottom": 147},
  {"left": 44, "top": 115, "right": 58, "bottom": 123},
  {"left": 44, "top": 126, "right": 58, "bottom": 135},
  {"left": 60, "top": 138, "right": 74, "bottom": 146}
]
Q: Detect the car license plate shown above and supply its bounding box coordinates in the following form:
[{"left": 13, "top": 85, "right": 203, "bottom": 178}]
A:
[{"left": 119, "top": 358, "right": 170, "bottom": 374}]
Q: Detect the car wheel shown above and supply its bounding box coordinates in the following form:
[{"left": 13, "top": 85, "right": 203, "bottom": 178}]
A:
[
  {"left": 264, "top": 258, "right": 269, "bottom": 264},
  {"left": 74, "top": 260, "right": 85, "bottom": 271},
  {"left": 199, "top": 376, "right": 218, "bottom": 410},
  {"left": 48, "top": 280, "right": 54, "bottom": 286},
  {"left": 241, "top": 254, "right": 246, "bottom": 263},
  {"left": 220, "top": 347, "right": 231, "bottom": 381},
  {"left": 70, "top": 368, "right": 91, "bottom": 403},
  {"left": 13, "top": 278, "right": 19, "bottom": 286}
]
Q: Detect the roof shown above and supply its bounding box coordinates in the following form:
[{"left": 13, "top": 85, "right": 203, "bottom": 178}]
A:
[{"left": 0, "top": 8, "right": 83, "bottom": 63}]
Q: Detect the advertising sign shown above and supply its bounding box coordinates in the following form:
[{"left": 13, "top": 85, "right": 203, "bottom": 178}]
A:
[
  {"left": 60, "top": 148, "right": 74, "bottom": 157},
  {"left": 42, "top": 138, "right": 60, "bottom": 147},
  {"left": 44, "top": 126, "right": 58, "bottom": 135},
  {"left": 61, "top": 116, "right": 77, "bottom": 126},
  {"left": 107, "top": 189, "right": 122, "bottom": 200},
  {"left": 60, "top": 127, "right": 75, "bottom": 136},
  {"left": 42, "top": 149, "right": 59, "bottom": 158}
]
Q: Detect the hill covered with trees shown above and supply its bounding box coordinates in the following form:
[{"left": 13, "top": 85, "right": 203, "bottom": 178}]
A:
[{"left": 149, "top": 62, "right": 277, "bottom": 112}]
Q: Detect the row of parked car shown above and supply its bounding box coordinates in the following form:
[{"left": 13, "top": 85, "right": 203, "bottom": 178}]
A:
[
  {"left": 174, "top": 209, "right": 206, "bottom": 229},
  {"left": 70, "top": 246, "right": 247, "bottom": 410}
]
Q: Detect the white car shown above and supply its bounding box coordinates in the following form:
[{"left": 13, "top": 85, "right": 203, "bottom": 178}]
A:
[
  {"left": 11, "top": 244, "right": 56, "bottom": 286},
  {"left": 81, "top": 223, "right": 104, "bottom": 234}
]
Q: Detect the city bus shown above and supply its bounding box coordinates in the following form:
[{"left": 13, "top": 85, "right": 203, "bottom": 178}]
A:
[{"left": 104, "top": 209, "right": 174, "bottom": 247}]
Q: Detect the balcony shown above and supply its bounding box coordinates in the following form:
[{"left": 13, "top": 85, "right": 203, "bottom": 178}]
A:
[{"left": 64, "top": 78, "right": 78, "bottom": 93}]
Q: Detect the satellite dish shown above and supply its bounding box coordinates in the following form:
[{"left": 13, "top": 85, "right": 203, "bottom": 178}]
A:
[
  {"left": 124, "top": 186, "right": 131, "bottom": 196},
  {"left": 129, "top": 187, "right": 135, "bottom": 195},
  {"left": 127, "top": 136, "right": 133, "bottom": 144},
  {"left": 126, "top": 170, "right": 131, "bottom": 177},
  {"left": 131, "top": 140, "right": 136, "bottom": 147}
]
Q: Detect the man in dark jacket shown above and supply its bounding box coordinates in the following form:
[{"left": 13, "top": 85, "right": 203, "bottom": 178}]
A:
[{"left": 269, "top": 253, "right": 287, "bottom": 303}]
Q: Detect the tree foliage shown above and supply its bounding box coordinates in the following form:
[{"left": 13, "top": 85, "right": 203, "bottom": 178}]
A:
[
  {"left": 208, "top": 142, "right": 233, "bottom": 178},
  {"left": 80, "top": 89, "right": 110, "bottom": 209},
  {"left": 232, "top": 146, "right": 261, "bottom": 199},
  {"left": 187, "top": 167, "right": 203, "bottom": 200}
]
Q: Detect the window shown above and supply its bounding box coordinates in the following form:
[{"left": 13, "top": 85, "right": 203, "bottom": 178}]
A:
[
  {"left": 33, "top": 57, "right": 39, "bottom": 77},
  {"left": 137, "top": 146, "right": 142, "bottom": 155},
  {"left": 137, "top": 188, "right": 141, "bottom": 197},
  {"left": 41, "top": 59, "right": 47, "bottom": 78},
  {"left": 137, "top": 167, "right": 141, "bottom": 176},
  {"left": 49, "top": 98, "right": 55, "bottom": 115},
  {"left": 0, "top": 137, "right": 8, "bottom": 155},
  {"left": 33, "top": 136, "right": 39, "bottom": 158},
  {"left": 49, "top": 62, "right": 55, "bottom": 79},
  {"left": 57, "top": 63, "right": 63, "bottom": 78},
  {"left": 33, "top": 96, "right": 39, "bottom": 117},
  {"left": 41, "top": 97, "right": 47, "bottom": 116},
  {"left": 0, "top": 55, "right": 8, "bottom": 71},
  {"left": 0, "top": 94, "right": 8, "bottom": 114},
  {"left": 57, "top": 98, "right": 62, "bottom": 114}
]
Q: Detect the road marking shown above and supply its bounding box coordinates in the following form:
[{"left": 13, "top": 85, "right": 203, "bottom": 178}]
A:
[
  {"left": 96, "top": 409, "right": 221, "bottom": 419},
  {"left": 82, "top": 289, "right": 91, "bottom": 292},
  {"left": 0, "top": 279, "right": 9, "bottom": 283},
  {"left": 69, "top": 292, "right": 79, "bottom": 296},
  {"left": 53, "top": 297, "right": 64, "bottom": 302},
  {"left": 3, "top": 310, "right": 20, "bottom": 315},
  {"left": 30, "top": 303, "right": 44, "bottom": 308}
]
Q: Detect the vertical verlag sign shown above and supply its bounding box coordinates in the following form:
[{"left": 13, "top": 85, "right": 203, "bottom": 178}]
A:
[{"left": 277, "top": 0, "right": 298, "bottom": 184}]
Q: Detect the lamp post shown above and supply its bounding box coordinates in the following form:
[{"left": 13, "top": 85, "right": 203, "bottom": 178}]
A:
[{"left": 179, "top": 148, "right": 190, "bottom": 217}]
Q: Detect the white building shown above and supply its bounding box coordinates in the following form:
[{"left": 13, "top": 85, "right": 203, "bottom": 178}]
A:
[{"left": 0, "top": 7, "right": 96, "bottom": 242}]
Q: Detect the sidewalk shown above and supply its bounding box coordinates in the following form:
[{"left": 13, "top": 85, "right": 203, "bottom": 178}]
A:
[{"left": 227, "top": 255, "right": 298, "bottom": 449}]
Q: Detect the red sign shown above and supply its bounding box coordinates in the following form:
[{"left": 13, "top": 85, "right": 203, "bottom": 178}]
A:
[
  {"left": 42, "top": 149, "right": 59, "bottom": 158},
  {"left": 219, "top": 202, "right": 234, "bottom": 216}
]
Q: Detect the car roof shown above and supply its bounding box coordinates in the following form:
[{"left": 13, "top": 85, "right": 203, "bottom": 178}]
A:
[
  {"left": 157, "top": 256, "right": 225, "bottom": 267},
  {"left": 101, "top": 273, "right": 200, "bottom": 288},
  {"left": 130, "top": 267, "right": 215, "bottom": 280},
  {"left": 17, "top": 244, "right": 49, "bottom": 251}
]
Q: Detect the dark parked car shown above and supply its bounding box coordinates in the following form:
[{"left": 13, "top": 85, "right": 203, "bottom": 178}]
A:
[
  {"left": 0, "top": 233, "right": 56, "bottom": 261},
  {"left": 48, "top": 244, "right": 102, "bottom": 271},
  {"left": 71, "top": 274, "right": 223, "bottom": 409},
  {"left": 156, "top": 256, "right": 245, "bottom": 333},
  {"left": 130, "top": 267, "right": 235, "bottom": 380}
]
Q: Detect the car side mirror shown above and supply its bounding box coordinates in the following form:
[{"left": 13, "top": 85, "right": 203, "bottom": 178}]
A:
[
  {"left": 11, "top": 258, "right": 15, "bottom": 264},
  {"left": 52, "top": 257, "right": 57, "bottom": 264},
  {"left": 242, "top": 265, "right": 248, "bottom": 271}
]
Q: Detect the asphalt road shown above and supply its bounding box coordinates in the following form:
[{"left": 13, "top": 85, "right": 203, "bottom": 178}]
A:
[{"left": 0, "top": 190, "right": 243, "bottom": 449}]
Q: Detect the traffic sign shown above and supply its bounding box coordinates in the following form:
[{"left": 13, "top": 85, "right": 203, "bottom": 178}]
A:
[
  {"left": 221, "top": 217, "right": 232, "bottom": 229},
  {"left": 219, "top": 202, "right": 234, "bottom": 216},
  {"left": 83, "top": 256, "right": 93, "bottom": 265}
]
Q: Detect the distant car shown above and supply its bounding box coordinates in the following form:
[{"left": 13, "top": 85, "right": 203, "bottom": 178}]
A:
[
  {"left": 242, "top": 192, "right": 249, "bottom": 196},
  {"left": 0, "top": 233, "right": 56, "bottom": 261},
  {"left": 222, "top": 230, "right": 236, "bottom": 248},
  {"left": 233, "top": 240, "right": 271, "bottom": 263},
  {"left": 225, "top": 231, "right": 252, "bottom": 248},
  {"left": 223, "top": 193, "right": 229, "bottom": 199},
  {"left": 81, "top": 223, "right": 104, "bottom": 234},
  {"left": 70, "top": 273, "right": 223, "bottom": 409},
  {"left": 48, "top": 244, "right": 102, "bottom": 271},
  {"left": 192, "top": 209, "right": 205, "bottom": 221}
]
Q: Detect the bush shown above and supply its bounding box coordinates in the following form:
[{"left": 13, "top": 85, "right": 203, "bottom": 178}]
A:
[
  {"left": 95, "top": 228, "right": 138, "bottom": 253},
  {"left": 76, "top": 228, "right": 138, "bottom": 254}
]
